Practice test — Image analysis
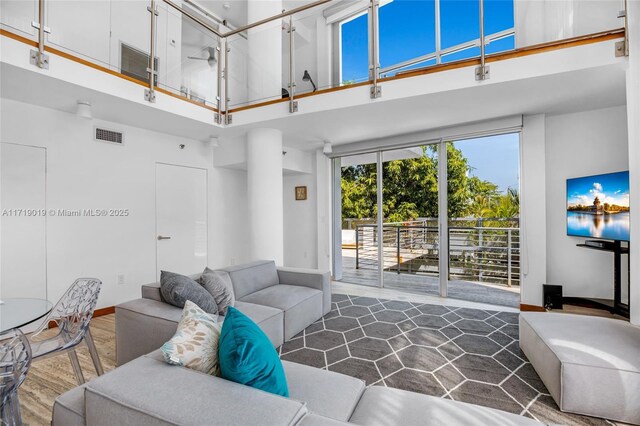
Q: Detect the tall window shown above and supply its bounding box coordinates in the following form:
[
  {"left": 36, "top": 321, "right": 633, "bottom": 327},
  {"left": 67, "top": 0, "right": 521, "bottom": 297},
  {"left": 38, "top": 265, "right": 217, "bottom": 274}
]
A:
[{"left": 340, "top": 13, "right": 369, "bottom": 84}]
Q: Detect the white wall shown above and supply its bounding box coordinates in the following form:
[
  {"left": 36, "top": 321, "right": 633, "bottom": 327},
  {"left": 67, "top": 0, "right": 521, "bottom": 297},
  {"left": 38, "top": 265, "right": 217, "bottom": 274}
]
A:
[
  {"left": 520, "top": 115, "right": 547, "bottom": 307},
  {"left": 283, "top": 170, "right": 318, "bottom": 269},
  {"left": 545, "top": 106, "right": 629, "bottom": 299},
  {"left": 515, "top": 0, "right": 623, "bottom": 48},
  {"left": 0, "top": 97, "right": 249, "bottom": 309},
  {"left": 627, "top": 0, "right": 640, "bottom": 325}
]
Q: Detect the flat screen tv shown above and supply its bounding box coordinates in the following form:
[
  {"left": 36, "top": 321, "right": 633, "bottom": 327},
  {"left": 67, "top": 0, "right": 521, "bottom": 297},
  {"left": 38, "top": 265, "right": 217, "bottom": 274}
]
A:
[{"left": 566, "top": 171, "right": 630, "bottom": 241}]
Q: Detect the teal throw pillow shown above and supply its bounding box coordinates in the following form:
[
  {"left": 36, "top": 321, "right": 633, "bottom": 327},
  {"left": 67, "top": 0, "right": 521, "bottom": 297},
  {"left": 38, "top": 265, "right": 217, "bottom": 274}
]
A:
[{"left": 218, "top": 306, "right": 288, "bottom": 397}]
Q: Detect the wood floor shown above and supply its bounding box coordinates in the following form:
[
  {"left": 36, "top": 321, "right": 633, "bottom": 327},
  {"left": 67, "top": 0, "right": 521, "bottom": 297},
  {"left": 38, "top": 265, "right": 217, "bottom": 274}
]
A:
[{"left": 19, "top": 315, "right": 117, "bottom": 426}]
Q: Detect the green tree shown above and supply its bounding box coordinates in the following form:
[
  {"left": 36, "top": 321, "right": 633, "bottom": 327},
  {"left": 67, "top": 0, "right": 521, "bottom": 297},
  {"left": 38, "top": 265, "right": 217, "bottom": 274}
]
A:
[{"left": 341, "top": 145, "right": 519, "bottom": 222}]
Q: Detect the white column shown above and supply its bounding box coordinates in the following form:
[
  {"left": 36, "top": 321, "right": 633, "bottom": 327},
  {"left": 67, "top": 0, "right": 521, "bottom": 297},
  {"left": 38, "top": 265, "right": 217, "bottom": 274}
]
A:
[
  {"left": 247, "top": 128, "right": 284, "bottom": 264},
  {"left": 247, "top": 0, "right": 282, "bottom": 102},
  {"left": 627, "top": 0, "right": 640, "bottom": 325}
]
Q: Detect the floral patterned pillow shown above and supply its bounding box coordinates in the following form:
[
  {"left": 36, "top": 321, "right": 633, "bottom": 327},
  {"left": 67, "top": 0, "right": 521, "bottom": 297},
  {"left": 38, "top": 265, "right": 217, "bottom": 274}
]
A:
[{"left": 161, "top": 300, "right": 222, "bottom": 375}]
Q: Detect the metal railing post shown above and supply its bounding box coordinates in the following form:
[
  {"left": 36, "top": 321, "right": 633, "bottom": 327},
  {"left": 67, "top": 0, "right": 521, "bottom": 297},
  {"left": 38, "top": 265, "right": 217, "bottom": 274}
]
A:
[
  {"left": 224, "top": 43, "right": 231, "bottom": 124},
  {"left": 145, "top": 0, "right": 159, "bottom": 103},
  {"left": 369, "top": 0, "right": 382, "bottom": 98},
  {"left": 215, "top": 40, "right": 223, "bottom": 124},
  {"left": 478, "top": 227, "right": 483, "bottom": 282},
  {"left": 507, "top": 229, "right": 512, "bottom": 287},
  {"left": 30, "top": 0, "right": 49, "bottom": 69},
  {"left": 396, "top": 226, "right": 401, "bottom": 274},
  {"left": 475, "top": 0, "right": 489, "bottom": 80},
  {"left": 356, "top": 226, "right": 360, "bottom": 270},
  {"left": 288, "top": 15, "right": 298, "bottom": 113}
]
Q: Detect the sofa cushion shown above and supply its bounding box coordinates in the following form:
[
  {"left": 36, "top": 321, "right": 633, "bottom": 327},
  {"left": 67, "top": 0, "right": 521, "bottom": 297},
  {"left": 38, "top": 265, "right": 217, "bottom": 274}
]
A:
[
  {"left": 220, "top": 260, "right": 280, "bottom": 299},
  {"left": 219, "top": 307, "right": 289, "bottom": 397},
  {"left": 161, "top": 301, "right": 222, "bottom": 375},
  {"left": 283, "top": 360, "right": 365, "bottom": 421},
  {"left": 520, "top": 312, "right": 640, "bottom": 424},
  {"left": 160, "top": 271, "right": 218, "bottom": 315},
  {"left": 234, "top": 301, "right": 284, "bottom": 348},
  {"left": 349, "top": 386, "right": 540, "bottom": 426},
  {"left": 240, "top": 285, "right": 323, "bottom": 340},
  {"left": 84, "top": 354, "right": 307, "bottom": 426},
  {"left": 52, "top": 384, "right": 86, "bottom": 426},
  {"left": 200, "top": 267, "right": 235, "bottom": 315},
  {"left": 297, "top": 413, "right": 351, "bottom": 425}
]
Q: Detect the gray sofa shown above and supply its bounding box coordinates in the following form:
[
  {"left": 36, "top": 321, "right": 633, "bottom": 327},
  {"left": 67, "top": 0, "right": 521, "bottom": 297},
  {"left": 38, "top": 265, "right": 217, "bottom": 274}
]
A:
[
  {"left": 520, "top": 312, "right": 640, "bottom": 424},
  {"left": 52, "top": 260, "right": 542, "bottom": 425},
  {"left": 53, "top": 348, "right": 541, "bottom": 425},
  {"left": 116, "top": 260, "right": 331, "bottom": 365}
]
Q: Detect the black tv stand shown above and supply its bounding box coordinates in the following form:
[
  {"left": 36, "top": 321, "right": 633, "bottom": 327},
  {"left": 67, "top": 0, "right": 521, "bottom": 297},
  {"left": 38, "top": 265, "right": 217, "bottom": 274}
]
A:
[{"left": 570, "top": 240, "right": 629, "bottom": 318}]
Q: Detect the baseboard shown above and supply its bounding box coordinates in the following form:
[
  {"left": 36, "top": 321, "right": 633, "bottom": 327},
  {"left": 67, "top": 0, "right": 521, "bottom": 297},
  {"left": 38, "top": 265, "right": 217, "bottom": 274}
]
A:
[
  {"left": 94, "top": 306, "right": 115, "bottom": 317},
  {"left": 47, "top": 306, "right": 115, "bottom": 328},
  {"left": 520, "top": 303, "right": 546, "bottom": 312}
]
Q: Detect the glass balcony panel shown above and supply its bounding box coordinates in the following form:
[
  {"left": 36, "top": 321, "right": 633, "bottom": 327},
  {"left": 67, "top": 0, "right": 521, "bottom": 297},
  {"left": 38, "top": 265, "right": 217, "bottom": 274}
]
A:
[
  {"left": 380, "top": 58, "right": 437, "bottom": 78},
  {"left": 157, "top": 5, "right": 220, "bottom": 108},
  {"left": 45, "top": 0, "right": 114, "bottom": 69},
  {"left": 340, "top": 11, "right": 369, "bottom": 85},
  {"left": 379, "top": 0, "right": 435, "bottom": 69},
  {"left": 441, "top": 45, "right": 480, "bottom": 63},
  {"left": 0, "top": 0, "right": 38, "bottom": 39},
  {"left": 484, "top": 0, "right": 514, "bottom": 35},
  {"left": 290, "top": 1, "right": 341, "bottom": 96},
  {"left": 485, "top": 34, "right": 514, "bottom": 55},
  {"left": 440, "top": 0, "right": 480, "bottom": 49},
  {"left": 226, "top": 20, "right": 284, "bottom": 109}
]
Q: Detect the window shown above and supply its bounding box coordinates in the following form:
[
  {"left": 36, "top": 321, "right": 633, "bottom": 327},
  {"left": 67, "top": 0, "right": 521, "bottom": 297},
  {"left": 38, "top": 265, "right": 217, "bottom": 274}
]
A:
[{"left": 340, "top": 13, "right": 369, "bottom": 84}]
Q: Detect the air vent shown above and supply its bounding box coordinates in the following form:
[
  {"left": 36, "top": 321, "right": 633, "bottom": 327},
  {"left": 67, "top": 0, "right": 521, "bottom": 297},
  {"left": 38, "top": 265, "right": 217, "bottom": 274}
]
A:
[{"left": 94, "top": 127, "right": 124, "bottom": 145}]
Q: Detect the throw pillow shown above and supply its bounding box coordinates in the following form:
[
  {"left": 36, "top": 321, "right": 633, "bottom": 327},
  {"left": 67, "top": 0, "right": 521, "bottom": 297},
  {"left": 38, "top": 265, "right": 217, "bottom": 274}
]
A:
[
  {"left": 161, "top": 300, "right": 222, "bottom": 375},
  {"left": 200, "top": 267, "right": 235, "bottom": 315},
  {"left": 160, "top": 271, "right": 218, "bottom": 315},
  {"left": 218, "top": 306, "right": 289, "bottom": 397}
]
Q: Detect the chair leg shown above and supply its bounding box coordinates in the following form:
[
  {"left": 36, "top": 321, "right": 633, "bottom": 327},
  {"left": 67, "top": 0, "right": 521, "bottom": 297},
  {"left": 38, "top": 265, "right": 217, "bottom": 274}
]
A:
[
  {"left": 85, "top": 328, "right": 104, "bottom": 376},
  {"left": 68, "top": 349, "right": 85, "bottom": 385}
]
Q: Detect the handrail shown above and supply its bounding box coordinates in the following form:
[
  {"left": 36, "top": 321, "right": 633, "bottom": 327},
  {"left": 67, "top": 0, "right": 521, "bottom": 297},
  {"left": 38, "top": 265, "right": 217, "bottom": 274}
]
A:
[
  {"left": 162, "top": 0, "right": 222, "bottom": 37},
  {"left": 224, "top": 0, "right": 334, "bottom": 38}
]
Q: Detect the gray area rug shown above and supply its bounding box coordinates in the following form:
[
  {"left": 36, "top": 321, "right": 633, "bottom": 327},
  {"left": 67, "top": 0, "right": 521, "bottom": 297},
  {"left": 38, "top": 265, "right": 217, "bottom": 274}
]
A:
[{"left": 278, "top": 293, "right": 612, "bottom": 426}]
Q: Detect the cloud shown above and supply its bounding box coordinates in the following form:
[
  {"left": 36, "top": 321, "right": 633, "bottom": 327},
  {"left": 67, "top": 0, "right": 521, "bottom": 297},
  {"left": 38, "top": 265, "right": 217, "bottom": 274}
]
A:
[{"left": 593, "top": 182, "right": 603, "bottom": 192}]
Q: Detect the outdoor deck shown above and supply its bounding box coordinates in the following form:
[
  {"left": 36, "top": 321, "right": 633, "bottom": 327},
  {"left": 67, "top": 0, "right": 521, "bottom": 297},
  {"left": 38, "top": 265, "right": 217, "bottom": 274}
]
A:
[{"left": 339, "top": 252, "right": 520, "bottom": 308}]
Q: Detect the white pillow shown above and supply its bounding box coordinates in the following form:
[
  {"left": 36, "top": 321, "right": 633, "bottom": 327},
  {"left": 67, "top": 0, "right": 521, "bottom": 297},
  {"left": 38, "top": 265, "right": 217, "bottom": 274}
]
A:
[{"left": 161, "top": 300, "right": 222, "bottom": 375}]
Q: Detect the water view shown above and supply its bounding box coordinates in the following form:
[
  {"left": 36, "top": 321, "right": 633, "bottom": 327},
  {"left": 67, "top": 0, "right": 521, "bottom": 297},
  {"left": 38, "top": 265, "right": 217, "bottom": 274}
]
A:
[{"left": 567, "top": 211, "right": 630, "bottom": 241}]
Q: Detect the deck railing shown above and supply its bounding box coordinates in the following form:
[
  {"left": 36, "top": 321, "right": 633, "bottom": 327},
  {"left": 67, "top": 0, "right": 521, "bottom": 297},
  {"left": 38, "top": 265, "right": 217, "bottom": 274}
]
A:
[{"left": 354, "top": 219, "right": 520, "bottom": 287}]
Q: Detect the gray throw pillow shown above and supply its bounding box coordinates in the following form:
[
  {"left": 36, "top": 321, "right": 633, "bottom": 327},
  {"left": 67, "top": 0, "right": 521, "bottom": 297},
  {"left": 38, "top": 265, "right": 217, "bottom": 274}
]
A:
[
  {"left": 200, "top": 267, "right": 235, "bottom": 315},
  {"left": 160, "top": 271, "right": 218, "bottom": 315}
]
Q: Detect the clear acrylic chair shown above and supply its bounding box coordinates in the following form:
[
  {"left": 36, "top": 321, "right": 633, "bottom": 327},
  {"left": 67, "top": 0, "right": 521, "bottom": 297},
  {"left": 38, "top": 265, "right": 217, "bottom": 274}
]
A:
[
  {"left": 0, "top": 329, "right": 32, "bottom": 426},
  {"left": 29, "top": 278, "right": 103, "bottom": 385}
]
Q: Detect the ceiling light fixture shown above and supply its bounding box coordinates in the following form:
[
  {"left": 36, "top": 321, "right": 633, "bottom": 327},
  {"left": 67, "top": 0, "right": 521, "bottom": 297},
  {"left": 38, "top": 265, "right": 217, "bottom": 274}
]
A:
[{"left": 76, "top": 101, "right": 92, "bottom": 119}]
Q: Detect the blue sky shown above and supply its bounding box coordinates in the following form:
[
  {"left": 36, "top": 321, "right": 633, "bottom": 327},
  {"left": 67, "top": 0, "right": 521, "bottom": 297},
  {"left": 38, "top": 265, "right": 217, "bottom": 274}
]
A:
[
  {"left": 341, "top": 0, "right": 515, "bottom": 81},
  {"left": 452, "top": 133, "right": 519, "bottom": 193},
  {"left": 567, "top": 171, "right": 630, "bottom": 207}
]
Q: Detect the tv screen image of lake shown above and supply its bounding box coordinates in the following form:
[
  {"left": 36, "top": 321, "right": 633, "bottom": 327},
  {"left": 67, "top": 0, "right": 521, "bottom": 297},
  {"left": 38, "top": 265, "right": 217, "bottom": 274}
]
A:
[
  {"left": 567, "top": 211, "right": 630, "bottom": 241},
  {"left": 566, "top": 171, "right": 630, "bottom": 241}
]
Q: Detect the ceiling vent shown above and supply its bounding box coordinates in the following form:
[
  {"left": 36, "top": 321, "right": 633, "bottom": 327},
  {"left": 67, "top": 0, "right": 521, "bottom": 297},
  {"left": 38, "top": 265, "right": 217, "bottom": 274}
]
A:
[{"left": 94, "top": 127, "right": 124, "bottom": 145}]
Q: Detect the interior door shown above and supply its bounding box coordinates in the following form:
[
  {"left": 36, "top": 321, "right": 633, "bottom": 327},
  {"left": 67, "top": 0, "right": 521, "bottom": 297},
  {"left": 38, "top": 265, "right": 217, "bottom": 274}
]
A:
[
  {"left": 156, "top": 163, "right": 208, "bottom": 279},
  {"left": 0, "top": 143, "right": 47, "bottom": 300}
]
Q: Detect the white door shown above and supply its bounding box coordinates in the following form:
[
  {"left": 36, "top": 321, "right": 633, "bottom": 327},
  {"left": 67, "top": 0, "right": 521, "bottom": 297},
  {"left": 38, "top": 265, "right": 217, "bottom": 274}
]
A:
[
  {"left": 156, "top": 163, "right": 208, "bottom": 279},
  {"left": 0, "top": 143, "right": 47, "bottom": 300}
]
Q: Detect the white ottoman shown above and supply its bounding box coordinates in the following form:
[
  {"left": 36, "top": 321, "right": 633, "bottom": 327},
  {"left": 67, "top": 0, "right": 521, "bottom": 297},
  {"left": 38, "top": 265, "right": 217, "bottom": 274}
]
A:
[{"left": 519, "top": 312, "right": 640, "bottom": 424}]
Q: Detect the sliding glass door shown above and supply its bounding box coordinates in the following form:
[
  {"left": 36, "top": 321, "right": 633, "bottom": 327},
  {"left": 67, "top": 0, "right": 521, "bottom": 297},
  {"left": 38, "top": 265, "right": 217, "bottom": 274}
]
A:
[{"left": 333, "top": 133, "right": 521, "bottom": 308}]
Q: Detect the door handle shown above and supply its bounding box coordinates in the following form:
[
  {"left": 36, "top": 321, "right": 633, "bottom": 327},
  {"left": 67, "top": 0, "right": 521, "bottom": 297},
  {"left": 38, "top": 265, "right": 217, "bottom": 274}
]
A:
[{"left": 157, "top": 235, "right": 172, "bottom": 240}]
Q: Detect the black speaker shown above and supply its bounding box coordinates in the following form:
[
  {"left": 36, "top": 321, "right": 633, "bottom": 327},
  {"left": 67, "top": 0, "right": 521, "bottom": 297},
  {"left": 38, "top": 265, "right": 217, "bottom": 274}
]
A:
[{"left": 543, "top": 284, "right": 563, "bottom": 310}]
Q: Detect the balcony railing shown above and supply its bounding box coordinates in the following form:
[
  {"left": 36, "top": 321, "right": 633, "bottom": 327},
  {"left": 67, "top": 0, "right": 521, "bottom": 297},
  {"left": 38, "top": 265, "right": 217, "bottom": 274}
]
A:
[
  {"left": 354, "top": 218, "right": 520, "bottom": 287},
  {"left": 0, "top": 0, "right": 627, "bottom": 122}
]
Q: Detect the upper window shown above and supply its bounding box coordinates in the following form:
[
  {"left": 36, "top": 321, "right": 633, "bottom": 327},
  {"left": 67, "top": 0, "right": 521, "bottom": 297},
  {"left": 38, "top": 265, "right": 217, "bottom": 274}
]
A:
[{"left": 339, "top": 0, "right": 514, "bottom": 78}]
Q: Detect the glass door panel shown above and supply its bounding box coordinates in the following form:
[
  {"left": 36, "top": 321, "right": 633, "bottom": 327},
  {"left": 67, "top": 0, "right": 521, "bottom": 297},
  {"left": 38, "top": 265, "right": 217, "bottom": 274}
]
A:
[
  {"left": 337, "top": 153, "right": 380, "bottom": 287},
  {"left": 445, "top": 134, "right": 521, "bottom": 308},
  {"left": 380, "top": 145, "right": 440, "bottom": 295}
]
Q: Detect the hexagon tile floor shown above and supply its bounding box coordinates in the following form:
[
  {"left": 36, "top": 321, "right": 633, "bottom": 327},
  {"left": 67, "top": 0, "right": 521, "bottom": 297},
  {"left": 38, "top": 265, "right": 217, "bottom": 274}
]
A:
[{"left": 278, "top": 294, "right": 614, "bottom": 426}]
